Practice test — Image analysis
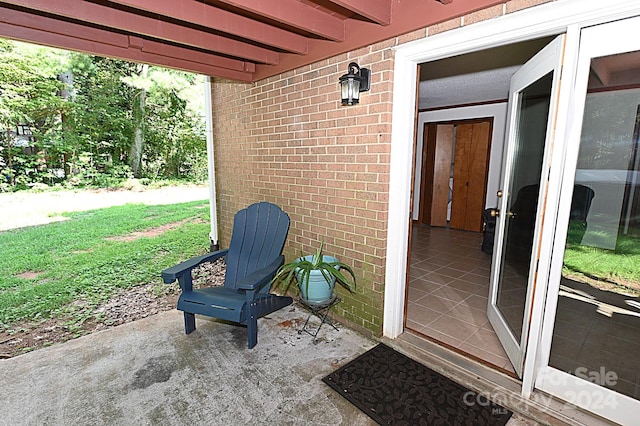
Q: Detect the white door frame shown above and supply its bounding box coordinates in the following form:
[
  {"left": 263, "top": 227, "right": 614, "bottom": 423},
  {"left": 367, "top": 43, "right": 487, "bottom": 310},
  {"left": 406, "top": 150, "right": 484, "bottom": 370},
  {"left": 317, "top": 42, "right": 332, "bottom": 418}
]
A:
[{"left": 384, "top": 0, "right": 640, "bottom": 398}]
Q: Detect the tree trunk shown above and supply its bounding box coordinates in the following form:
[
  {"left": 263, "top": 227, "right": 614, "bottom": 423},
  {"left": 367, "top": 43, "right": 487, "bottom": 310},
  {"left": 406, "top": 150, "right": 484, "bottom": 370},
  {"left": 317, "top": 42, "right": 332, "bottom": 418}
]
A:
[
  {"left": 128, "top": 64, "right": 148, "bottom": 178},
  {"left": 5, "top": 127, "right": 13, "bottom": 186},
  {"left": 58, "top": 71, "right": 73, "bottom": 178}
]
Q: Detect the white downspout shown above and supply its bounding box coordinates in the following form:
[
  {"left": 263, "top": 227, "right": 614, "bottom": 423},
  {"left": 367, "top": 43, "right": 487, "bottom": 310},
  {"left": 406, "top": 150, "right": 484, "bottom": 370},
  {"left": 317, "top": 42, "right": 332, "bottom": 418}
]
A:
[{"left": 204, "top": 76, "right": 219, "bottom": 251}]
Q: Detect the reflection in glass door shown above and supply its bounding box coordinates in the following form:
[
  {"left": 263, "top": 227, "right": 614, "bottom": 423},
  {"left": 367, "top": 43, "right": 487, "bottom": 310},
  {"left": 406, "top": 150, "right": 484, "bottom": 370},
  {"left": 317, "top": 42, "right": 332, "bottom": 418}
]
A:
[
  {"left": 537, "top": 16, "right": 640, "bottom": 425},
  {"left": 549, "top": 50, "right": 640, "bottom": 401}
]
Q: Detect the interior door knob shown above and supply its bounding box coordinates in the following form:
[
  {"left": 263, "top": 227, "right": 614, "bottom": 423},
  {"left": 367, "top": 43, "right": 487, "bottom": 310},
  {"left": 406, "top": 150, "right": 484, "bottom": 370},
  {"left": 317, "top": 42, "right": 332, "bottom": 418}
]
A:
[
  {"left": 497, "top": 190, "right": 504, "bottom": 198},
  {"left": 490, "top": 208, "right": 516, "bottom": 218}
]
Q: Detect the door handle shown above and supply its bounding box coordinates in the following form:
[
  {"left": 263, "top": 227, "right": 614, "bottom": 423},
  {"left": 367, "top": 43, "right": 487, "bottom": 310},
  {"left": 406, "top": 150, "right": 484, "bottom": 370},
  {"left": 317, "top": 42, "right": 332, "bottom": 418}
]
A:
[{"left": 490, "top": 209, "right": 516, "bottom": 218}]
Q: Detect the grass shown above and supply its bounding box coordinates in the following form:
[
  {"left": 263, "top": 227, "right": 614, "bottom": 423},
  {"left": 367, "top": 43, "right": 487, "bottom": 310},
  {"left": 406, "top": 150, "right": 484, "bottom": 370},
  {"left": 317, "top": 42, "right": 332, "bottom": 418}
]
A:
[
  {"left": 563, "top": 221, "right": 640, "bottom": 293},
  {"left": 0, "top": 201, "right": 211, "bottom": 329},
  {"left": 5, "top": 202, "right": 636, "bottom": 330}
]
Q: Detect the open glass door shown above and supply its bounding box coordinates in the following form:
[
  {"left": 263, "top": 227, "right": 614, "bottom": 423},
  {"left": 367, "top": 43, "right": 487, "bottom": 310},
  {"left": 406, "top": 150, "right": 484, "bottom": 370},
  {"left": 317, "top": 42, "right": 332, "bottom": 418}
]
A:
[
  {"left": 536, "top": 16, "right": 640, "bottom": 425},
  {"left": 487, "top": 36, "right": 565, "bottom": 376}
]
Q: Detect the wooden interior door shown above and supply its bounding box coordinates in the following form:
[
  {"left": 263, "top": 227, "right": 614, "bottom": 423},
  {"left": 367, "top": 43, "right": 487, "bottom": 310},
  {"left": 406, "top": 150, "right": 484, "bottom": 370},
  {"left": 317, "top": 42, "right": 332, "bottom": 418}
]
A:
[
  {"left": 419, "top": 123, "right": 454, "bottom": 226},
  {"left": 418, "top": 123, "right": 436, "bottom": 225},
  {"left": 430, "top": 124, "right": 454, "bottom": 226},
  {"left": 419, "top": 119, "right": 491, "bottom": 230},
  {"left": 449, "top": 120, "right": 492, "bottom": 232}
]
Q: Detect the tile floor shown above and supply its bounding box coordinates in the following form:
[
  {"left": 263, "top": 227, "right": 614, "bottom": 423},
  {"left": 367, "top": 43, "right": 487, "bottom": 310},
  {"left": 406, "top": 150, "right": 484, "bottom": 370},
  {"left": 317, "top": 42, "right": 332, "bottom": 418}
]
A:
[
  {"left": 406, "top": 223, "right": 640, "bottom": 405},
  {"left": 406, "top": 224, "right": 516, "bottom": 374}
]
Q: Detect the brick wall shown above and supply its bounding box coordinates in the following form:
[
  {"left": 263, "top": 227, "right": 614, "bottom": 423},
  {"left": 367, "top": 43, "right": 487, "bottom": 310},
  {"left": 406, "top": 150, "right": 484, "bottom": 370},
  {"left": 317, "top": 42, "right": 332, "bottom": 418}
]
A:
[{"left": 211, "top": 0, "right": 553, "bottom": 336}]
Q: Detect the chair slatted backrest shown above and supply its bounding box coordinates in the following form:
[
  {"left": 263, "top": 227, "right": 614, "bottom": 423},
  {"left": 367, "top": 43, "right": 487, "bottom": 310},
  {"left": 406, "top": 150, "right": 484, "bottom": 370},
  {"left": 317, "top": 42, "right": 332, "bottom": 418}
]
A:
[{"left": 224, "top": 202, "right": 290, "bottom": 292}]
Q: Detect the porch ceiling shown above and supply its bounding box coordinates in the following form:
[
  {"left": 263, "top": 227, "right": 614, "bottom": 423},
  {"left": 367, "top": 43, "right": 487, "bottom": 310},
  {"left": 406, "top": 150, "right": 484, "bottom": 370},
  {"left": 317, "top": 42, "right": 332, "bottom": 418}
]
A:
[{"left": 0, "top": 0, "right": 504, "bottom": 82}]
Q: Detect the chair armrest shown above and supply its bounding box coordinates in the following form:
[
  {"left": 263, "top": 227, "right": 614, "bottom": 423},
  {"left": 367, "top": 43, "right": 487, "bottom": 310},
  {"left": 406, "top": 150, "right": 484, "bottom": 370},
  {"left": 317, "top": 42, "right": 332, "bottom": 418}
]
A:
[
  {"left": 161, "top": 249, "right": 229, "bottom": 284},
  {"left": 236, "top": 255, "right": 284, "bottom": 291}
]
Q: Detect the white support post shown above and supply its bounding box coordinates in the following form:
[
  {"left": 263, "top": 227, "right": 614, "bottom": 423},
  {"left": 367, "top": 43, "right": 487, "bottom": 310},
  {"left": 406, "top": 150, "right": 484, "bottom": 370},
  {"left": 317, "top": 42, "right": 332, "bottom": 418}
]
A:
[{"left": 204, "top": 76, "right": 219, "bottom": 251}]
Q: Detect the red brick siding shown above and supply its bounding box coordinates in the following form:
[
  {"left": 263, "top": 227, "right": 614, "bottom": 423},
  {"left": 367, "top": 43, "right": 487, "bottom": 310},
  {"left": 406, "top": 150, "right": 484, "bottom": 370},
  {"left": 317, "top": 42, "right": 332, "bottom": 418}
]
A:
[{"left": 211, "top": 0, "right": 554, "bottom": 336}]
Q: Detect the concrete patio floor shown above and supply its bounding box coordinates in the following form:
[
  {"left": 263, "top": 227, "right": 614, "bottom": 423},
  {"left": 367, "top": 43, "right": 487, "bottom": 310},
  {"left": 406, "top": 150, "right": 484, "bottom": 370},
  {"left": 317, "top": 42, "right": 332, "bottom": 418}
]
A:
[{"left": 0, "top": 303, "right": 539, "bottom": 425}]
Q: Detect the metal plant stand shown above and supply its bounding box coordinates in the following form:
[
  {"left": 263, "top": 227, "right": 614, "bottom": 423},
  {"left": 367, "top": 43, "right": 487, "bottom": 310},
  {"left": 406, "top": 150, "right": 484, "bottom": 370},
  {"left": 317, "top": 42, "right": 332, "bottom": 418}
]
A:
[{"left": 298, "top": 293, "right": 340, "bottom": 344}]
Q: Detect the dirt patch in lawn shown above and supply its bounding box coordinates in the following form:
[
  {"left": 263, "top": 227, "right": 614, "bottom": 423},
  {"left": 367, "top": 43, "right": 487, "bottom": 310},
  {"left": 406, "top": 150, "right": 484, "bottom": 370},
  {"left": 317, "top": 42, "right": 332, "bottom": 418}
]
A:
[
  {"left": 15, "top": 271, "right": 44, "bottom": 280},
  {"left": 0, "top": 259, "right": 226, "bottom": 359},
  {"left": 105, "top": 218, "right": 204, "bottom": 242},
  {"left": 1, "top": 184, "right": 215, "bottom": 359}
]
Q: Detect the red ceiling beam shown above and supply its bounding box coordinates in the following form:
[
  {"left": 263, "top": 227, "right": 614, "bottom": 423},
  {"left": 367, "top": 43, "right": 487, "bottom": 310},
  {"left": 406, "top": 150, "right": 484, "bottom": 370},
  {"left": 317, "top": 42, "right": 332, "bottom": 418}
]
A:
[
  {"left": 325, "top": 0, "right": 391, "bottom": 26},
  {"left": 107, "top": 0, "right": 308, "bottom": 53},
  {"left": 215, "top": 0, "right": 345, "bottom": 41},
  {"left": 0, "top": 6, "right": 252, "bottom": 72},
  {"left": 0, "top": 4, "right": 129, "bottom": 47},
  {"left": 0, "top": 7, "right": 255, "bottom": 80},
  {"left": 0, "top": 0, "right": 280, "bottom": 64},
  {"left": 253, "top": 0, "right": 505, "bottom": 80},
  {"left": 0, "top": 24, "right": 254, "bottom": 80},
  {"left": 135, "top": 38, "right": 256, "bottom": 73}
]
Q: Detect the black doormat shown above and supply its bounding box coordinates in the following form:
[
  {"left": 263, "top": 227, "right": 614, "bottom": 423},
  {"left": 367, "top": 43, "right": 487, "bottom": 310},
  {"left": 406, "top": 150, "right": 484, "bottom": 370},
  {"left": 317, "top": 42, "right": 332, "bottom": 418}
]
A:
[{"left": 322, "top": 343, "right": 513, "bottom": 425}]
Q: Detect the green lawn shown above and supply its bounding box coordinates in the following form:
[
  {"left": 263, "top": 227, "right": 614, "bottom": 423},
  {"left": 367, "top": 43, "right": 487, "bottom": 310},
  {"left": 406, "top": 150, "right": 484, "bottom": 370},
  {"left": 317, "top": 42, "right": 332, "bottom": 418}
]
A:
[
  {"left": 0, "top": 201, "right": 211, "bottom": 329},
  {"left": 563, "top": 222, "right": 640, "bottom": 294},
  {"left": 6, "top": 202, "right": 637, "bottom": 331}
]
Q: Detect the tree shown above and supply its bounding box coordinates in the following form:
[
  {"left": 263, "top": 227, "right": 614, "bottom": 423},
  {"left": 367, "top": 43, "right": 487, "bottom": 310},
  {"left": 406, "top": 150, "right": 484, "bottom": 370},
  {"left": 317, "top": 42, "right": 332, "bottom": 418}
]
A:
[
  {"left": 0, "top": 40, "right": 207, "bottom": 190},
  {"left": 121, "top": 66, "right": 206, "bottom": 179},
  {"left": 67, "top": 54, "right": 136, "bottom": 181},
  {"left": 0, "top": 40, "right": 69, "bottom": 188},
  {"left": 127, "top": 64, "right": 148, "bottom": 177}
]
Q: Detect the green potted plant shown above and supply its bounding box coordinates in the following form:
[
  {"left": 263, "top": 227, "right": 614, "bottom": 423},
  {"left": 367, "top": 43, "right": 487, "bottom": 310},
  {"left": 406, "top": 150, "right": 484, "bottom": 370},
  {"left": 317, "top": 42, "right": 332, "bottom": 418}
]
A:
[{"left": 272, "top": 241, "right": 356, "bottom": 303}]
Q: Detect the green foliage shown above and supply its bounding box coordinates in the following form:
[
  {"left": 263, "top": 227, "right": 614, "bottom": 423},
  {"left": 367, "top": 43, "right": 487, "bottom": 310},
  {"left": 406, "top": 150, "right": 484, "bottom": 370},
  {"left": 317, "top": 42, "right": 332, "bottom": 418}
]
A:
[
  {"left": 272, "top": 241, "right": 356, "bottom": 297},
  {"left": 563, "top": 221, "right": 640, "bottom": 293},
  {"left": 0, "top": 200, "right": 210, "bottom": 328},
  {"left": 0, "top": 41, "right": 71, "bottom": 189},
  {"left": 0, "top": 40, "right": 207, "bottom": 191},
  {"left": 0, "top": 40, "right": 68, "bottom": 128}
]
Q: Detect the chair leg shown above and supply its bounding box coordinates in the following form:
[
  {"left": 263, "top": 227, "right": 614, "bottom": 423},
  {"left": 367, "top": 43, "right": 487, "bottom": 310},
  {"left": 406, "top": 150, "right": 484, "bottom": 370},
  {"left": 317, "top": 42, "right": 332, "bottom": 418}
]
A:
[
  {"left": 183, "top": 312, "right": 196, "bottom": 334},
  {"left": 247, "top": 303, "right": 257, "bottom": 349},
  {"left": 247, "top": 323, "right": 257, "bottom": 349}
]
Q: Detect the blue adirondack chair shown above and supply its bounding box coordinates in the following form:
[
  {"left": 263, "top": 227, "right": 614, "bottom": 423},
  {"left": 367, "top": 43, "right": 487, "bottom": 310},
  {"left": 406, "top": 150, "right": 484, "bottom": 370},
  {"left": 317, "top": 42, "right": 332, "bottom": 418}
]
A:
[{"left": 161, "top": 202, "right": 293, "bottom": 348}]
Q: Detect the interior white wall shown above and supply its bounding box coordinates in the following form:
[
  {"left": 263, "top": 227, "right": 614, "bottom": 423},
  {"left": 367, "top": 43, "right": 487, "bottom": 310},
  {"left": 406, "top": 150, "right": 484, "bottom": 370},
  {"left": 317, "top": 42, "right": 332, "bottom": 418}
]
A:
[{"left": 412, "top": 103, "right": 508, "bottom": 220}]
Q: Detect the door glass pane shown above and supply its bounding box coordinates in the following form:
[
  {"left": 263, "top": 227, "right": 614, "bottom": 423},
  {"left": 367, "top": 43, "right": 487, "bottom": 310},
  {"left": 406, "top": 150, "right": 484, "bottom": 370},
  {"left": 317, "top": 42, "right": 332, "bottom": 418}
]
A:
[
  {"left": 497, "top": 72, "right": 553, "bottom": 340},
  {"left": 550, "top": 51, "right": 640, "bottom": 401}
]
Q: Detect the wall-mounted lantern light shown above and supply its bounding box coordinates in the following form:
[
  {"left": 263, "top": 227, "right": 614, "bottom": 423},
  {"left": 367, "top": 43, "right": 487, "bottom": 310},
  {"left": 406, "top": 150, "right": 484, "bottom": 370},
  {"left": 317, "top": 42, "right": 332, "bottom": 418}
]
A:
[{"left": 339, "top": 62, "right": 370, "bottom": 106}]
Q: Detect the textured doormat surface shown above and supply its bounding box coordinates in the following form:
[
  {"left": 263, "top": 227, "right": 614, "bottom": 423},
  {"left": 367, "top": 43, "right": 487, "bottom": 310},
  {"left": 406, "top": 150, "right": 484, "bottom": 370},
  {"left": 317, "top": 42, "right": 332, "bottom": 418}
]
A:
[{"left": 323, "top": 343, "right": 513, "bottom": 425}]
